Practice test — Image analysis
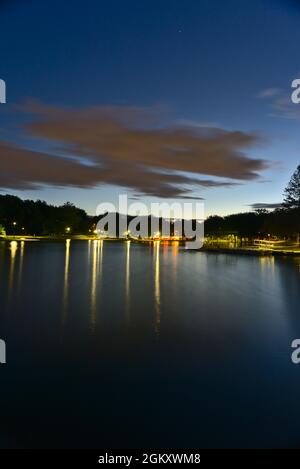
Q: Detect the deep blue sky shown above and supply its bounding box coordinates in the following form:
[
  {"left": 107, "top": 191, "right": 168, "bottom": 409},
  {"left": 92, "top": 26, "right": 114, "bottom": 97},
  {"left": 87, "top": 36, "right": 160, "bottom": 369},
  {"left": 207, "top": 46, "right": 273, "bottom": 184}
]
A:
[{"left": 0, "top": 0, "right": 300, "bottom": 215}]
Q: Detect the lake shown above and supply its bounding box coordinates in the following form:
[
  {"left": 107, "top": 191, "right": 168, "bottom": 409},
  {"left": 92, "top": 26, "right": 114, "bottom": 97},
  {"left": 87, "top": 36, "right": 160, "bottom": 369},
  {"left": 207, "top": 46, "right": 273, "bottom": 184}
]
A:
[{"left": 0, "top": 239, "right": 300, "bottom": 448}]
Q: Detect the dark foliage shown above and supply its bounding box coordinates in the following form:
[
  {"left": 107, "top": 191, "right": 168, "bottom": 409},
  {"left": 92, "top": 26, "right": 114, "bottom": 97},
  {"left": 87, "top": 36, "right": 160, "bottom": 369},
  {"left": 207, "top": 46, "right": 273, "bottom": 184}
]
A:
[
  {"left": 0, "top": 195, "right": 91, "bottom": 235},
  {"left": 205, "top": 208, "right": 300, "bottom": 238},
  {"left": 283, "top": 164, "right": 300, "bottom": 210}
]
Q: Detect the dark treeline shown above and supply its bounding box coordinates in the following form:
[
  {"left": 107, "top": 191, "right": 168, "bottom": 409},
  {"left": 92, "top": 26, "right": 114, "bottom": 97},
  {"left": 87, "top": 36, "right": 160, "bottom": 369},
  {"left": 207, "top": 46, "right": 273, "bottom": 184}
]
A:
[
  {"left": 0, "top": 195, "right": 91, "bottom": 235},
  {"left": 206, "top": 165, "right": 300, "bottom": 238},
  {"left": 205, "top": 208, "right": 300, "bottom": 238},
  {"left": 0, "top": 194, "right": 299, "bottom": 238},
  {"left": 206, "top": 164, "right": 300, "bottom": 239},
  {"left": 0, "top": 165, "right": 299, "bottom": 238}
]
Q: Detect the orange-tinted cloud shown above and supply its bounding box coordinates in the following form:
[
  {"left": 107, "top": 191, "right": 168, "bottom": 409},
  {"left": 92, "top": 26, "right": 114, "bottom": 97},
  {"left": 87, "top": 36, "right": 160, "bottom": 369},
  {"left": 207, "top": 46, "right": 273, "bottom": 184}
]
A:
[{"left": 0, "top": 102, "right": 270, "bottom": 198}]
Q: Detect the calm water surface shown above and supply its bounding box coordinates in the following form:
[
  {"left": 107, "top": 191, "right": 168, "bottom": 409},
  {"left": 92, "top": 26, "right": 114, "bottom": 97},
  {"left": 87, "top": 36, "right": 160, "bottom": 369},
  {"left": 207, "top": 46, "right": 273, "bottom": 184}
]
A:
[{"left": 0, "top": 239, "right": 300, "bottom": 448}]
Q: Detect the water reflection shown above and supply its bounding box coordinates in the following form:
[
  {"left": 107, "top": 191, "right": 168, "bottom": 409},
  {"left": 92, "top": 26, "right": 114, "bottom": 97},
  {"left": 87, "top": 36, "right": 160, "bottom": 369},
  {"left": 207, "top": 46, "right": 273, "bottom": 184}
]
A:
[
  {"left": 172, "top": 241, "right": 179, "bottom": 289},
  {"left": 1, "top": 242, "right": 300, "bottom": 448},
  {"left": 62, "top": 239, "right": 71, "bottom": 326},
  {"left": 98, "top": 240, "right": 103, "bottom": 274},
  {"left": 90, "top": 240, "right": 103, "bottom": 331},
  {"left": 8, "top": 241, "right": 18, "bottom": 299},
  {"left": 18, "top": 241, "right": 25, "bottom": 292},
  {"left": 90, "top": 240, "right": 98, "bottom": 330},
  {"left": 87, "top": 239, "right": 91, "bottom": 266},
  {"left": 276, "top": 257, "right": 300, "bottom": 338},
  {"left": 259, "top": 255, "right": 275, "bottom": 272},
  {"left": 154, "top": 241, "right": 161, "bottom": 336},
  {"left": 125, "top": 240, "right": 131, "bottom": 323}
]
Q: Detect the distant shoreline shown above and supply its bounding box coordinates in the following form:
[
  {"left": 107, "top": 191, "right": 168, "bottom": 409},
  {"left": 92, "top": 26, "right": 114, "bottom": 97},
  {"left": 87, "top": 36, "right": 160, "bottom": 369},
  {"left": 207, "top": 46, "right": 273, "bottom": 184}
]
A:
[
  {"left": 1, "top": 235, "right": 300, "bottom": 257},
  {"left": 194, "top": 246, "right": 300, "bottom": 257}
]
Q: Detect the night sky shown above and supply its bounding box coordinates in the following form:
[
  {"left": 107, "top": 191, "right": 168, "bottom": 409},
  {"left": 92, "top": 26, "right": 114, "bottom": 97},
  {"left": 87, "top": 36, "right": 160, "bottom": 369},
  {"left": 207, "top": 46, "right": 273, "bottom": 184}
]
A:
[{"left": 0, "top": 0, "right": 300, "bottom": 216}]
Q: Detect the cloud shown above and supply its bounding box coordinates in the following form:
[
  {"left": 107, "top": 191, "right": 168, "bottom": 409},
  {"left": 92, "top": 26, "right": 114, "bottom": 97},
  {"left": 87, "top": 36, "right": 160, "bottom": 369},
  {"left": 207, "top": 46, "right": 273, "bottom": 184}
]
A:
[
  {"left": 173, "top": 195, "right": 205, "bottom": 200},
  {"left": 249, "top": 202, "right": 282, "bottom": 210},
  {"left": 257, "top": 85, "right": 300, "bottom": 120},
  {"left": 0, "top": 102, "right": 270, "bottom": 198},
  {"left": 257, "top": 88, "right": 281, "bottom": 99},
  {"left": 271, "top": 94, "right": 300, "bottom": 120}
]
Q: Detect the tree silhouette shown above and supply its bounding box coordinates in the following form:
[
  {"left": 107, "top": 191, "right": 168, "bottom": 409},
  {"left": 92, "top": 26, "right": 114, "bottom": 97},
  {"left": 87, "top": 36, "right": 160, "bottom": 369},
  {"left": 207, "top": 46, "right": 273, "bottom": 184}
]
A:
[{"left": 283, "top": 164, "right": 300, "bottom": 210}]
